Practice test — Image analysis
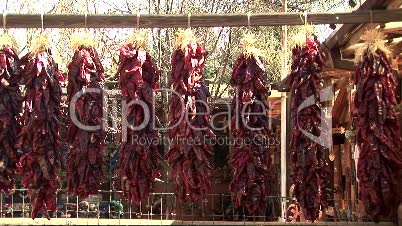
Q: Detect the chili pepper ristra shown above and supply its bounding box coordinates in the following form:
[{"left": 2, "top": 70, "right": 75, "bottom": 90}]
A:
[
  {"left": 66, "top": 34, "right": 106, "bottom": 200},
  {"left": 17, "top": 34, "right": 64, "bottom": 219},
  {"left": 0, "top": 34, "right": 21, "bottom": 194},
  {"left": 353, "top": 30, "right": 402, "bottom": 222},
  {"left": 167, "top": 29, "right": 215, "bottom": 202}
]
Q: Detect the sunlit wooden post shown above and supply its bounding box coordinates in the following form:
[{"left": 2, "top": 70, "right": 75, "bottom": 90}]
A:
[{"left": 280, "top": 0, "right": 288, "bottom": 222}]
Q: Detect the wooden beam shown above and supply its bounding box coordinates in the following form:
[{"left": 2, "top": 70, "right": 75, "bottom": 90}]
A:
[
  {"left": 332, "top": 2, "right": 402, "bottom": 52},
  {"left": 276, "top": 74, "right": 291, "bottom": 92},
  {"left": 334, "top": 59, "right": 354, "bottom": 71},
  {"left": 324, "top": 0, "right": 402, "bottom": 50},
  {"left": 383, "top": 22, "right": 402, "bottom": 34},
  {"left": 1, "top": 9, "right": 402, "bottom": 28},
  {"left": 322, "top": 45, "right": 334, "bottom": 68},
  {"left": 338, "top": 23, "right": 380, "bottom": 51},
  {"left": 322, "top": 68, "right": 353, "bottom": 79},
  {"left": 331, "top": 49, "right": 355, "bottom": 71}
]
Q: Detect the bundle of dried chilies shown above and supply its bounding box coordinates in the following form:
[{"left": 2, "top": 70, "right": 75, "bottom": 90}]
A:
[
  {"left": 115, "top": 31, "right": 162, "bottom": 205},
  {"left": 229, "top": 33, "right": 273, "bottom": 214},
  {"left": 353, "top": 30, "right": 402, "bottom": 222},
  {"left": 167, "top": 29, "right": 215, "bottom": 202},
  {"left": 0, "top": 34, "right": 21, "bottom": 193},
  {"left": 289, "top": 33, "right": 329, "bottom": 222},
  {"left": 17, "top": 34, "right": 63, "bottom": 219},
  {"left": 66, "top": 34, "right": 106, "bottom": 200}
]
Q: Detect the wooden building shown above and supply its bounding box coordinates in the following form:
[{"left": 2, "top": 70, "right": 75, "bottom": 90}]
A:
[{"left": 284, "top": 0, "right": 402, "bottom": 221}]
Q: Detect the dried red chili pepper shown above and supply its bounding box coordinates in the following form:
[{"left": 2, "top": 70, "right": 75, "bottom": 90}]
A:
[
  {"left": 0, "top": 44, "right": 21, "bottom": 193},
  {"left": 167, "top": 41, "right": 215, "bottom": 202},
  {"left": 354, "top": 44, "right": 402, "bottom": 222},
  {"left": 289, "top": 34, "right": 329, "bottom": 222},
  {"left": 229, "top": 52, "right": 273, "bottom": 215},
  {"left": 115, "top": 43, "right": 162, "bottom": 205},
  {"left": 18, "top": 48, "right": 63, "bottom": 219},
  {"left": 66, "top": 46, "right": 105, "bottom": 200}
]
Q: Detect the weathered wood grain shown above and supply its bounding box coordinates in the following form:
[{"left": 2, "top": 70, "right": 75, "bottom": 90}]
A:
[
  {"left": 1, "top": 9, "right": 402, "bottom": 29},
  {"left": 324, "top": 0, "right": 402, "bottom": 50}
]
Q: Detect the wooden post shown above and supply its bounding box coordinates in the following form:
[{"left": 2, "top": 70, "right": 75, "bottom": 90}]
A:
[
  {"left": 343, "top": 95, "right": 353, "bottom": 220},
  {"left": 280, "top": 0, "right": 288, "bottom": 222},
  {"left": 333, "top": 144, "right": 342, "bottom": 214}
]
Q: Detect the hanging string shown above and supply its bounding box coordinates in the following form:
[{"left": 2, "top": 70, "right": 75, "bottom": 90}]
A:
[
  {"left": 137, "top": 13, "right": 140, "bottom": 30},
  {"left": 293, "top": 10, "right": 310, "bottom": 47},
  {"left": 299, "top": 12, "right": 303, "bottom": 24},
  {"left": 187, "top": 13, "right": 191, "bottom": 28},
  {"left": 298, "top": 11, "right": 308, "bottom": 27},
  {"left": 85, "top": 0, "right": 91, "bottom": 35},
  {"left": 2, "top": 12, "right": 7, "bottom": 33},
  {"left": 31, "top": 12, "right": 50, "bottom": 54},
  {"left": 303, "top": 11, "right": 308, "bottom": 40},
  {"left": 40, "top": 12, "right": 44, "bottom": 33},
  {"left": 369, "top": 10, "right": 373, "bottom": 28},
  {"left": 303, "top": 11, "right": 308, "bottom": 27},
  {"left": 71, "top": 11, "right": 96, "bottom": 50},
  {"left": 242, "top": 12, "right": 264, "bottom": 58},
  {"left": 84, "top": 13, "right": 88, "bottom": 30},
  {"left": 247, "top": 12, "right": 251, "bottom": 31}
]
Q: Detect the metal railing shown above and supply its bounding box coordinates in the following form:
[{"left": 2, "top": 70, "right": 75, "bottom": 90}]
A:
[{"left": 0, "top": 189, "right": 370, "bottom": 223}]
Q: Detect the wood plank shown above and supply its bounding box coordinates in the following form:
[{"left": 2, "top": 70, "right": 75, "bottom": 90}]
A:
[
  {"left": 322, "top": 68, "right": 353, "bottom": 79},
  {"left": 324, "top": 0, "right": 389, "bottom": 50},
  {"left": 340, "top": 1, "right": 402, "bottom": 50},
  {"left": 332, "top": 79, "right": 349, "bottom": 125},
  {"left": 0, "top": 218, "right": 397, "bottom": 225},
  {"left": 383, "top": 21, "right": 402, "bottom": 34},
  {"left": 332, "top": 49, "right": 355, "bottom": 70},
  {"left": 276, "top": 73, "right": 291, "bottom": 92},
  {"left": 324, "top": 0, "right": 402, "bottom": 50},
  {"left": 1, "top": 9, "right": 402, "bottom": 28},
  {"left": 339, "top": 23, "right": 380, "bottom": 51}
]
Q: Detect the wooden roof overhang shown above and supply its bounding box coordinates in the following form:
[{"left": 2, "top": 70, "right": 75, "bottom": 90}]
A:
[{"left": 324, "top": 0, "right": 402, "bottom": 72}]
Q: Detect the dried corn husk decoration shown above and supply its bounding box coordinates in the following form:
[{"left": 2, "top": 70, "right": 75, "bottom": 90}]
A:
[
  {"left": 30, "top": 33, "right": 51, "bottom": 55},
  {"left": 242, "top": 32, "right": 265, "bottom": 58},
  {"left": 354, "top": 29, "right": 392, "bottom": 63},
  {"left": 176, "top": 28, "right": 197, "bottom": 50},
  {"left": 0, "top": 33, "right": 17, "bottom": 49},
  {"left": 126, "top": 30, "right": 147, "bottom": 49},
  {"left": 290, "top": 24, "right": 315, "bottom": 47},
  {"left": 70, "top": 32, "right": 97, "bottom": 50}
]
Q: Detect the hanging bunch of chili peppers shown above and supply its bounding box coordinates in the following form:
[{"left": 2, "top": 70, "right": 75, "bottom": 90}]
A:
[
  {"left": 115, "top": 31, "right": 162, "bottom": 205},
  {"left": 167, "top": 29, "right": 215, "bottom": 202},
  {"left": 289, "top": 33, "right": 329, "bottom": 222},
  {"left": 0, "top": 35, "right": 21, "bottom": 193},
  {"left": 228, "top": 33, "right": 273, "bottom": 214},
  {"left": 17, "top": 34, "right": 63, "bottom": 219},
  {"left": 66, "top": 35, "right": 106, "bottom": 200},
  {"left": 353, "top": 30, "right": 402, "bottom": 222}
]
